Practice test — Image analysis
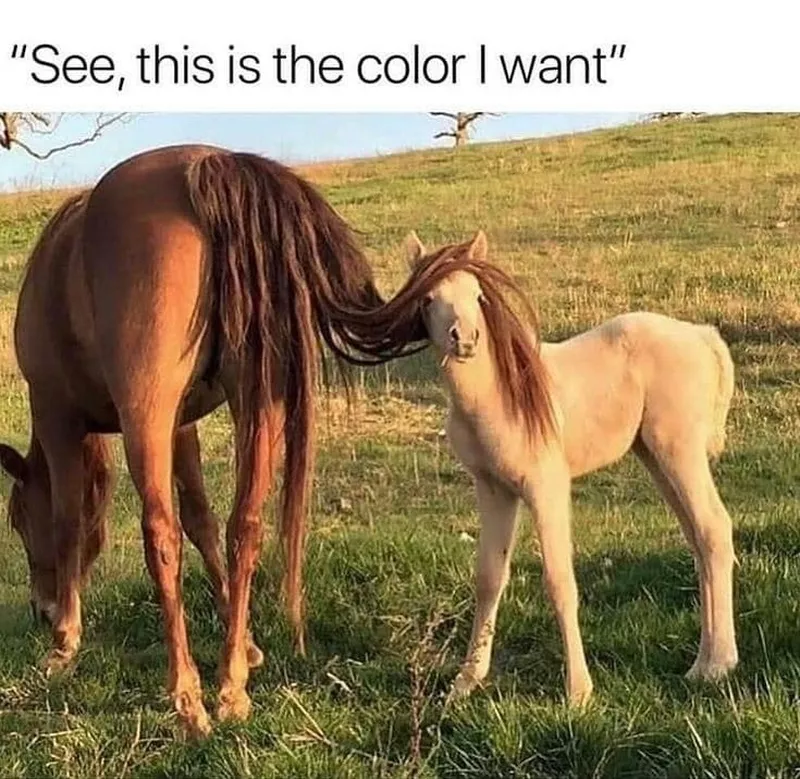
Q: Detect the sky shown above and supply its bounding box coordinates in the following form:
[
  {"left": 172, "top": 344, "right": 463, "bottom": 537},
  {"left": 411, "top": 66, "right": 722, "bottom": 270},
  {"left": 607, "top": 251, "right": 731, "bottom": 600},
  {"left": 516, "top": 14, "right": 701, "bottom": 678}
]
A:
[{"left": 0, "top": 112, "right": 643, "bottom": 191}]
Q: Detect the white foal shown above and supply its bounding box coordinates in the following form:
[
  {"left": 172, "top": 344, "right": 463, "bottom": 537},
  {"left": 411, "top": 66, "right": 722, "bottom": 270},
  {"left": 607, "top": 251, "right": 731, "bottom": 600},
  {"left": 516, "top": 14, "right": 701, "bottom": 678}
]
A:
[{"left": 403, "top": 230, "right": 738, "bottom": 706}]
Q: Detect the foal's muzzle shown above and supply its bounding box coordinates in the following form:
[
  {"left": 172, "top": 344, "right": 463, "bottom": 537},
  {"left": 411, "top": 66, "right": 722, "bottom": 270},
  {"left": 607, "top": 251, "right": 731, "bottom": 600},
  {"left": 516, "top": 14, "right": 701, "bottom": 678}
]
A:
[{"left": 448, "top": 325, "right": 480, "bottom": 360}]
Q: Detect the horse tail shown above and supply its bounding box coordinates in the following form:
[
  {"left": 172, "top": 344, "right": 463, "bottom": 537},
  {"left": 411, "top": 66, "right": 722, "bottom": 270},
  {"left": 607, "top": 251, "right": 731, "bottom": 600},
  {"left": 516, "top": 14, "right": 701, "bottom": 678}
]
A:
[
  {"left": 699, "top": 325, "right": 735, "bottom": 459},
  {"left": 183, "top": 150, "right": 386, "bottom": 653}
]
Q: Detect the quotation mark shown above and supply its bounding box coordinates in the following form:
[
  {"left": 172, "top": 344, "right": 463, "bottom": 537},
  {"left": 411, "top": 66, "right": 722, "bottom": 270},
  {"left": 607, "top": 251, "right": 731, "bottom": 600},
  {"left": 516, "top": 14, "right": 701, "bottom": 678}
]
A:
[
  {"left": 609, "top": 44, "right": 626, "bottom": 59},
  {"left": 9, "top": 42, "right": 127, "bottom": 91}
]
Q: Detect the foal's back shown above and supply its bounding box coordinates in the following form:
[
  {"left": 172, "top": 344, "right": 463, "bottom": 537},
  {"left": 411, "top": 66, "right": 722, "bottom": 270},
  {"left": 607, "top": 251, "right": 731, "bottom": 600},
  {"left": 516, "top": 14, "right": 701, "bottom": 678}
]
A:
[{"left": 540, "top": 312, "right": 728, "bottom": 477}]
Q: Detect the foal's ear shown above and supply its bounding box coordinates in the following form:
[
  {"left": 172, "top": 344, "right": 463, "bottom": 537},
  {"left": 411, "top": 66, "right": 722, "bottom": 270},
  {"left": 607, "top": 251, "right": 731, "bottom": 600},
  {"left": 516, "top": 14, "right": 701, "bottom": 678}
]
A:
[
  {"left": 403, "top": 231, "right": 427, "bottom": 268},
  {"left": 0, "top": 444, "right": 28, "bottom": 486},
  {"left": 466, "top": 230, "right": 488, "bottom": 262}
]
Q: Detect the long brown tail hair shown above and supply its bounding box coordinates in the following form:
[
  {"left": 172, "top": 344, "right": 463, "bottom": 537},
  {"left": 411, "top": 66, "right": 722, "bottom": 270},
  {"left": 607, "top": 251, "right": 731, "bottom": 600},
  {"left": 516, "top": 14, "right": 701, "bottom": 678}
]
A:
[{"left": 184, "top": 150, "right": 413, "bottom": 651}]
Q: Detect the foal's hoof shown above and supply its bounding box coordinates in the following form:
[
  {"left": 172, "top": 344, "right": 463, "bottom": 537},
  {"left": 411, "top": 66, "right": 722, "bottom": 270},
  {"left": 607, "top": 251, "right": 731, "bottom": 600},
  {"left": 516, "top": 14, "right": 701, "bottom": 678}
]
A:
[
  {"left": 217, "top": 688, "right": 252, "bottom": 722},
  {"left": 566, "top": 677, "right": 594, "bottom": 708},
  {"left": 246, "top": 640, "right": 265, "bottom": 669},
  {"left": 685, "top": 655, "right": 738, "bottom": 682},
  {"left": 446, "top": 669, "right": 483, "bottom": 704}
]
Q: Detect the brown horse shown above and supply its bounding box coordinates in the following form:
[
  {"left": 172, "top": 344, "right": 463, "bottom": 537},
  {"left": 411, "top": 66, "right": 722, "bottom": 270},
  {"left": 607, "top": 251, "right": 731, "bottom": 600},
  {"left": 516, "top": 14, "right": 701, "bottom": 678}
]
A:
[{"left": 0, "top": 144, "right": 422, "bottom": 737}]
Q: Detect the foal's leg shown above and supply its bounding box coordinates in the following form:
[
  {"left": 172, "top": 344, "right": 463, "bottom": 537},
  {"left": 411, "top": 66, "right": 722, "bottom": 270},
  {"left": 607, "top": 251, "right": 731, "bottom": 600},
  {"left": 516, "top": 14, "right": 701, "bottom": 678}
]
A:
[
  {"left": 121, "top": 408, "right": 211, "bottom": 738},
  {"left": 450, "top": 475, "right": 520, "bottom": 699},
  {"left": 173, "top": 423, "right": 264, "bottom": 668},
  {"left": 33, "top": 408, "right": 86, "bottom": 674},
  {"left": 688, "top": 482, "right": 738, "bottom": 679},
  {"left": 217, "top": 406, "right": 282, "bottom": 722},
  {"left": 641, "top": 438, "right": 738, "bottom": 679},
  {"left": 524, "top": 455, "right": 593, "bottom": 706},
  {"left": 634, "top": 441, "right": 712, "bottom": 673}
]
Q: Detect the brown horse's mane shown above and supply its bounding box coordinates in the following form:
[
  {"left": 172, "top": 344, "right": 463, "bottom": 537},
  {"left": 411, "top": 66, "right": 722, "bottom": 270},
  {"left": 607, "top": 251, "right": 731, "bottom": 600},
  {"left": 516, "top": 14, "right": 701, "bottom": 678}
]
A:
[
  {"left": 5, "top": 439, "right": 47, "bottom": 534},
  {"left": 7, "top": 433, "right": 114, "bottom": 580},
  {"left": 78, "top": 434, "right": 115, "bottom": 579},
  {"left": 355, "top": 239, "right": 557, "bottom": 443},
  {"left": 21, "top": 190, "right": 90, "bottom": 276}
]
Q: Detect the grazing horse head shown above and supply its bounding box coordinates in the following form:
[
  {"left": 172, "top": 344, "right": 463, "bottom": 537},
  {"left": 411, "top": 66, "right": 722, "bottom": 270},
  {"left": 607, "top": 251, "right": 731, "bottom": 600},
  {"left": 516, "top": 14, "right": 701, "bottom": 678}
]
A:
[
  {"left": 1, "top": 435, "right": 113, "bottom": 628},
  {"left": 0, "top": 441, "right": 57, "bottom": 625},
  {"left": 0, "top": 191, "right": 114, "bottom": 630}
]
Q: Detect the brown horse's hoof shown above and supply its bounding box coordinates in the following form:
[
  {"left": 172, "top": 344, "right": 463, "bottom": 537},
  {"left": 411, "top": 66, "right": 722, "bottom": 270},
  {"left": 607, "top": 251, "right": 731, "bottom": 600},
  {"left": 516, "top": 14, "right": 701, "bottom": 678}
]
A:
[
  {"left": 175, "top": 711, "right": 213, "bottom": 741},
  {"left": 41, "top": 648, "right": 77, "bottom": 678},
  {"left": 184, "top": 706, "right": 213, "bottom": 739},
  {"left": 174, "top": 690, "right": 212, "bottom": 739},
  {"left": 217, "top": 687, "right": 252, "bottom": 722}
]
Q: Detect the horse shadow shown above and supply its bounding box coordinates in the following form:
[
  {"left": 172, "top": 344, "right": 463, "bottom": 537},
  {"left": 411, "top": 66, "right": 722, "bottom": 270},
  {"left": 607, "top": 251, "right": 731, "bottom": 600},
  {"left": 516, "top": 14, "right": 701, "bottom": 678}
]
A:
[
  {"left": 488, "top": 520, "right": 800, "bottom": 702},
  {"left": 2, "top": 512, "right": 800, "bottom": 717}
]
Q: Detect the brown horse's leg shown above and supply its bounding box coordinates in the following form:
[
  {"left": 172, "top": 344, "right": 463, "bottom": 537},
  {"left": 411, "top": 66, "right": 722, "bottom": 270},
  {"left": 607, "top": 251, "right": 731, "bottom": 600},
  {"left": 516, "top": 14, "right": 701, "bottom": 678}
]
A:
[
  {"left": 173, "top": 422, "right": 264, "bottom": 668},
  {"left": 217, "top": 406, "right": 283, "bottom": 722},
  {"left": 121, "top": 410, "right": 211, "bottom": 738},
  {"left": 32, "top": 408, "right": 86, "bottom": 674}
]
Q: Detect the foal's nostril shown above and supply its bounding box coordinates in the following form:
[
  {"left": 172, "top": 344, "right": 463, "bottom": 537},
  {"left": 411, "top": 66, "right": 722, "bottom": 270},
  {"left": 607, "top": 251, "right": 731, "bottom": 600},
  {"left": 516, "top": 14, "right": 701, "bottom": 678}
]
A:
[{"left": 449, "top": 326, "right": 460, "bottom": 343}]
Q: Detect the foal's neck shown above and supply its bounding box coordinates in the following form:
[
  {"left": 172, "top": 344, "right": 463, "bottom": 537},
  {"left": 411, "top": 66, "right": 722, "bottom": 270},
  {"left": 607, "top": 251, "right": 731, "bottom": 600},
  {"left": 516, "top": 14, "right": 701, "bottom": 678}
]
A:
[{"left": 440, "top": 341, "right": 498, "bottom": 420}]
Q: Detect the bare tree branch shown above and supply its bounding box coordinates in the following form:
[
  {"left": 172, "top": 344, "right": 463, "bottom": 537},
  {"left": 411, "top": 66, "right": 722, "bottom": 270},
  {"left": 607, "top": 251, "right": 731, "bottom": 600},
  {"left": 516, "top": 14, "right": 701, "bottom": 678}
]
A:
[
  {"left": 429, "top": 111, "right": 502, "bottom": 148},
  {"left": 463, "top": 112, "right": 501, "bottom": 124},
  {"left": 19, "top": 113, "right": 50, "bottom": 133},
  {"left": 1, "top": 112, "right": 130, "bottom": 160}
]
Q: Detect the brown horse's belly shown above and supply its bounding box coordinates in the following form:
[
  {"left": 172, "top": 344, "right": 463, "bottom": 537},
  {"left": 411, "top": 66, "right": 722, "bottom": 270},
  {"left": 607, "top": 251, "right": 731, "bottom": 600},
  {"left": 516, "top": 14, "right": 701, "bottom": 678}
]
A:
[
  {"left": 82, "top": 380, "right": 227, "bottom": 434},
  {"left": 179, "top": 381, "right": 227, "bottom": 425}
]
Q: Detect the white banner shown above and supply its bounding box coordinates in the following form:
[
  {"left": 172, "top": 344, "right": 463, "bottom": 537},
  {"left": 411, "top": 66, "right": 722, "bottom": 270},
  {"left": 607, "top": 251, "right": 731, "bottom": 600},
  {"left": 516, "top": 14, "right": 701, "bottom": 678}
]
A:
[{"left": 2, "top": 0, "right": 798, "bottom": 112}]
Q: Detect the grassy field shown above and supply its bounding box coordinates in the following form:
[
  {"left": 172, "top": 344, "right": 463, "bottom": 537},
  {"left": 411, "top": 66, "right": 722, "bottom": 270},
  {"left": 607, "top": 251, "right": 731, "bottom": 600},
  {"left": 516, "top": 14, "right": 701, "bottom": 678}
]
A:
[{"left": 2, "top": 113, "right": 800, "bottom": 777}]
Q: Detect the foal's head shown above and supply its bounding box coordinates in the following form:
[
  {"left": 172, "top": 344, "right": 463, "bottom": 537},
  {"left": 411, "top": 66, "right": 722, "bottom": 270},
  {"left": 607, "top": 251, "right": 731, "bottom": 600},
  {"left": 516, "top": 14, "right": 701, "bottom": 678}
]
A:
[
  {"left": 0, "top": 441, "right": 57, "bottom": 624},
  {"left": 400, "top": 230, "right": 556, "bottom": 442},
  {"left": 404, "top": 230, "right": 488, "bottom": 363}
]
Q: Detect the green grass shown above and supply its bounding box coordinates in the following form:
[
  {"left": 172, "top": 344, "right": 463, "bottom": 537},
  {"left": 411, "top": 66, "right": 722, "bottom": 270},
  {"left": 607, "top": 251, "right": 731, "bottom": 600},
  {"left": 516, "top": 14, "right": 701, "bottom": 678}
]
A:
[{"left": 3, "top": 112, "right": 800, "bottom": 776}]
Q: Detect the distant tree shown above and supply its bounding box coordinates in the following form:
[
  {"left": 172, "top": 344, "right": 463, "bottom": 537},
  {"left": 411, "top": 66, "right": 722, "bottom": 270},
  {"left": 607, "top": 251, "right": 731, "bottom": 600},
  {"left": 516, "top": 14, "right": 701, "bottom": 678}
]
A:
[
  {"left": 430, "top": 112, "right": 501, "bottom": 148},
  {"left": 0, "top": 112, "right": 129, "bottom": 160}
]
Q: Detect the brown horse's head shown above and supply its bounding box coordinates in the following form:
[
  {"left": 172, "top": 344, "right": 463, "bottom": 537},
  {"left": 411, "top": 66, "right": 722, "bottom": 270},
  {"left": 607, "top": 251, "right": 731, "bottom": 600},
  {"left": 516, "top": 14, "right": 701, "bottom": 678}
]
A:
[{"left": 0, "top": 441, "right": 57, "bottom": 625}]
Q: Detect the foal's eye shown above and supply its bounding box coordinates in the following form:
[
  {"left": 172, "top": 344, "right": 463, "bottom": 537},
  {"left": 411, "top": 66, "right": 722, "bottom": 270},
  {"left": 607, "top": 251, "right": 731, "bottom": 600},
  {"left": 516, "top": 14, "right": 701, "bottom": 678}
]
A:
[{"left": 422, "top": 295, "right": 433, "bottom": 309}]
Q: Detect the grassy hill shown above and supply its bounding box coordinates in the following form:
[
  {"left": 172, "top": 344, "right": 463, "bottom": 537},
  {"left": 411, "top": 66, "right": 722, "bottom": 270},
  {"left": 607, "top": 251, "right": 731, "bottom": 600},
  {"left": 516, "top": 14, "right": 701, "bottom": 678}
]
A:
[{"left": 1, "top": 113, "right": 800, "bottom": 777}]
